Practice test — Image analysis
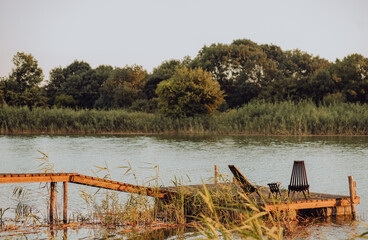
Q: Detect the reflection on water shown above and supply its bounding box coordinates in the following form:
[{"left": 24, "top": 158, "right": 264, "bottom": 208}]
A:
[{"left": 1, "top": 134, "right": 368, "bottom": 239}]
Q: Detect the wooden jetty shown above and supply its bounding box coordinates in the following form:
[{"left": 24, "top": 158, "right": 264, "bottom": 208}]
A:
[
  {"left": 0, "top": 170, "right": 360, "bottom": 224},
  {"left": 0, "top": 173, "right": 176, "bottom": 223},
  {"left": 161, "top": 180, "right": 360, "bottom": 219}
]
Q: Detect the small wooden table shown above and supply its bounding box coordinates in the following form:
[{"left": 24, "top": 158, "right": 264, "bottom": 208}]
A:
[{"left": 267, "top": 182, "right": 281, "bottom": 198}]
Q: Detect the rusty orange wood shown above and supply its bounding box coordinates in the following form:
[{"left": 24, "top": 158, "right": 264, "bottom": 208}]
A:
[
  {"left": 0, "top": 173, "right": 176, "bottom": 199},
  {"left": 0, "top": 173, "right": 77, "bottom": 183},
  {"left": 70, "top": 174, "right": 176, "bottom": 198},
  {"left": 264, "top": 196, "right": 360, "bottom": 211}
]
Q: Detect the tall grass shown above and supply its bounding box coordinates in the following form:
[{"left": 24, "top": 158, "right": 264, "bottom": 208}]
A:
[{"left": 1, "top": 101, "right": 368, "bottom": 135}]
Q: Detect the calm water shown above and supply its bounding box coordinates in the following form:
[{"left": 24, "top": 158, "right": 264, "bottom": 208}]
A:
[{"left": 1, "top": 134, "right": 368, "bottom": 239}]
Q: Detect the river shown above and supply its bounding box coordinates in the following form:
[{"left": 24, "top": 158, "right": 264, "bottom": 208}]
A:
[{"left": 0, "top": 135, "right": 367, "bottom": 239}]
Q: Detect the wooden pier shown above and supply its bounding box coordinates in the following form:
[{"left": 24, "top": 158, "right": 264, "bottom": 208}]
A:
[
  {"left": 0, "top": 172, "right": 176, "bottom": 223},
  {"left": 161, "top": 180, "right": 360, "bottom": 218},
  {"left": 0, "top": 171, "right": 360, "bottom": 223}
]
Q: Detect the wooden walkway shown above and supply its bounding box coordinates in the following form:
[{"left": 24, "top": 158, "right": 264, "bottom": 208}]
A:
[
  {"left": 0, "top": 173, "right": 176, "bottom": 198},
  {"left": 0, "top": 172, "right": 360, "bottom": 224},
  {"left": 0, "top": 172, "right": 176, "bottom": 224}
]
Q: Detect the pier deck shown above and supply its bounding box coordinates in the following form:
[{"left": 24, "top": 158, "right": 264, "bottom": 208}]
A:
[
  {"left": 162, "top": 182, "right": 360, "bottom": 217},
  {"left": 0, "top": 173, "right": 359, "bottom": 222}
]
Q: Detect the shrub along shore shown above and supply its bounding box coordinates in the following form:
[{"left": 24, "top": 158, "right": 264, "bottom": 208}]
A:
[{"left": 1, "top": 101, "right": 368, "bottom": 135}]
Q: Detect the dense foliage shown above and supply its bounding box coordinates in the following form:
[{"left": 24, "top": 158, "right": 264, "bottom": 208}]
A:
[
  {"left": 1, "top": 101, "right": 368, "bottom": 135},
  {"left": 1, "top": 39, "right": 368, "bottom": 117},
  {"left": 156, "top": 67, "right": 224, "bottom": 117}
]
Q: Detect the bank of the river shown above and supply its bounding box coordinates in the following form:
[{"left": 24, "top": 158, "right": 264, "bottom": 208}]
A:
[{"left": 1, "top": 101, "right": 368, "bottom": 135}]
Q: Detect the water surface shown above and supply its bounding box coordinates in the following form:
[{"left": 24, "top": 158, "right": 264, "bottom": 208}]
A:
[{"left": 0, "top": 135, "right": 367, "bottom": 239}]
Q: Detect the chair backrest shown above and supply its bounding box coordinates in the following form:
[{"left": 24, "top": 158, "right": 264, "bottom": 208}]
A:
[
  {"left": 289, "top": 161, "right": 309, "bottom": 190},
  {"left": 228, "top": 165, "right": 256, "bottom": 192}
]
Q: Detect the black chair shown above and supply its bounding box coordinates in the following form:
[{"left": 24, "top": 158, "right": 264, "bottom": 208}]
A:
[
  {"left": 288, "top": 161, "right": 310, "bottom": 199},
  {"left": 267, "top": 182, "right": 281, "bottom": 198}
]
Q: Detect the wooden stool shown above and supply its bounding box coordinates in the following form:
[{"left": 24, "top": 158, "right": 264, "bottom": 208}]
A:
[{"left": 267, "top": 182, "right": 281, "bottom": 198}]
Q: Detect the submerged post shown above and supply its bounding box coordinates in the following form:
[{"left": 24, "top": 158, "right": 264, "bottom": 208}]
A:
[
  {"left": 348, "top": 176, "right": 356, "bottom": 219},
  {"left": 50, "top": 182, "right": 55, "bottom": 224},
  {"left": 214, "top": 165, "right": 218, "bottom": 184},
  {"left": 63, "top": 181, "right": 68, "bottom": 223}
]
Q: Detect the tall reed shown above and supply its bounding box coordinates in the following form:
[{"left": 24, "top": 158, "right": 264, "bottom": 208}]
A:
[{"left": 1, "top": 101, "right": 368, "bottom": 135}]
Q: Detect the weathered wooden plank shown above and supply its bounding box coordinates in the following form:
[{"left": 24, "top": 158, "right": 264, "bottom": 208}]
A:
[
  {"left": 0, "top": 175, "right": 74, "bottom": 183},
  {"left": 63, "top": 182, "right": 68, "bottom": 224},
  {"left": 264, "top": 196, "right": 360, "bottom": 211},
  {"left": 70, "top": 174, "right": 176, "bottom": 199},
  {"left": 50, "top": 182, "right": 55, "bottom": 224},
  {"left": 349, "top": 176, "right": 356, "bottom": 218}
]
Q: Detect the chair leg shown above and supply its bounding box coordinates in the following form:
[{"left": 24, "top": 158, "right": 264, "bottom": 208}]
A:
[{"left": 302, "top": 191, "right": 308, "bottom": 200}]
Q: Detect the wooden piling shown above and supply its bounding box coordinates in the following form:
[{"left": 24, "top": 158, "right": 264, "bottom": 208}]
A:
[
  {"left": 348, "top": 176, "right": 356, "bottom": 219},
  {"left": 50, "top": 182, "right": 55, "bottom": 224},
  {"left": 214, "top": 165, "right": 218, "bottom": 184},
  {"left": 63, "top": 181, "right": 68, "bottom": 223}
]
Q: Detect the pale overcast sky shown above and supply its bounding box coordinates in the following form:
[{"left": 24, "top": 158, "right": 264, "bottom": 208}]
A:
[{"left": 0, "top": 0, "right": 367, "bottom": 80}]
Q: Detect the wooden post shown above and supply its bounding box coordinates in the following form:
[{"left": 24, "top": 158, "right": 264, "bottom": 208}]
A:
[
  {"left": 214, "top": 165, "right": 218, "bottom": 184},
  {"left": 50, "top": 182, "right": 55, "bottom": 224},
  {"left": 348, "top": 176, "right": 356, "bottom": 219},
  {"left": 63, "top": 181, "right": 68, "bottom": 224}
]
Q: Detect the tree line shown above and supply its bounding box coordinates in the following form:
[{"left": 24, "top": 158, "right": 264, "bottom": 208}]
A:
[{"left": 1, "top": 39, "right": 367, "bottom": 117}]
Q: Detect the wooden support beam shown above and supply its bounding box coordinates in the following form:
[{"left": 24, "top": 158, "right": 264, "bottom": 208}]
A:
[
  {"left": 348, "top": 176, "right": 356, "bottom": 219},
  {"left": 70, "top": 174, "right": 177, "bottom": 199},
  {"left": 63, "top": 181, "right": 68, "bottom": 224},
  {"left": 214, "top": 165, "right": 218, "bottom": 184},
  {"left": 50, "top": 182, "right": 55, "bottom": 224}
]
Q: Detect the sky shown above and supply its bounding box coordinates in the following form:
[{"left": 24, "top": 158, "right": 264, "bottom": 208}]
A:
[{"left": 0, "top": 0, "right": 367, "bottom": 80}]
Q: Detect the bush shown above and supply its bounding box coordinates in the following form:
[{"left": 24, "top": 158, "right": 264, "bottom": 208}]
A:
[{"left": 156, "top": 67, "right": 224, "bottom": 117}]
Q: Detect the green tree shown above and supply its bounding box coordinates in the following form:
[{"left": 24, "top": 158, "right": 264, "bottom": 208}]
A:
[
  {"left": 143, "top": 59, "right": 184, "bottom": 99},
  {"left": 46, "top": 61, "right": 112, "bottom": 108},
  {"left": 3, "top": 52, "right": 46, "bottom": 107},
  {"left": 258, "top": 49, "right": 330, "bottom": 102},
  {"left": 8, "top": 52, "right": 43, "bottom": 91},
  {"left": 46, "top": 66, "right": 65, "bottom": 105},
  {"left": 96, "top": 65, "right": 147, "bottom": 108},
  {"left": 332, "top": 54, "right": 368, "bottom": 103},
  {"left": 156, "top": 67, "right": 224, "bottom": 117},
  {"left": 191, "top": 39, "right": 278, "bottom": 108},
  {"left": 0, "top": 79, "right": 5, "bottom": 106}
]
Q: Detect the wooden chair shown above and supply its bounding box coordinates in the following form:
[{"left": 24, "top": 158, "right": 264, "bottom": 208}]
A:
[
  {"left": 288, "top": 161, "right": 310, "bottom": 199},
  {"left": 228, "top": 165, "right": 261, "bottom": 197},
  {"left": 267, "top": 182, "right": 281, "bottom": 198}
]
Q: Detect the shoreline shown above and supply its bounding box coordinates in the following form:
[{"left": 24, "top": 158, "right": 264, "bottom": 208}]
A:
[{"left": 1, "top": 130, "right": 368, "bottom": 137}]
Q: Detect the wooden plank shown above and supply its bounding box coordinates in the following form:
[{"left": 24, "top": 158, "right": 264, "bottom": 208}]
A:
[
  {"left": 50, "top": 182, "right": 55, "bottom": 224},
  {"left": 348, "top": 176, "right": 356, "bottom": 219},
  {"left": 63, "top": 182, "right": 68, "bottom": 224},
  {"left": 0, "top": 173, "right": 77, "bottom": 183},
  {"left": 264, "top": 196, "right": 360, "bottom": 211},
  {"left": 70, "top": 174, "right": 177, "bottom": 199}
]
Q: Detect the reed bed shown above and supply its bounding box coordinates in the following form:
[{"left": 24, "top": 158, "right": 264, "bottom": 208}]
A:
[{"left": 1, "top": 101, "right": 368, "bottom": 135}]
